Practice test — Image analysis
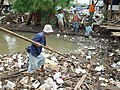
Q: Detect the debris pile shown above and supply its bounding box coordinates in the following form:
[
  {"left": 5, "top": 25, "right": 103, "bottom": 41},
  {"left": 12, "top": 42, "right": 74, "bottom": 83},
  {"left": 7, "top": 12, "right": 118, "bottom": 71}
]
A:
[
  {"left": 68, "top": 10, "right": 103, "bottom": 24},
  {"left": 0, "top": 13, "right": 28, "bottom": 25},
  {"left": 0, "top": 35, "right": 120, "bottom": 90}
]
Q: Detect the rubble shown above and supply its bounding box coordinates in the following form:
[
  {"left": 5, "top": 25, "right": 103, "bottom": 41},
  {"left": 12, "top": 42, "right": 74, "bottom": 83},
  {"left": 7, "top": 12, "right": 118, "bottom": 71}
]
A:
[{"left": 0, "top": 34, "right": 119, "bottom": 90}]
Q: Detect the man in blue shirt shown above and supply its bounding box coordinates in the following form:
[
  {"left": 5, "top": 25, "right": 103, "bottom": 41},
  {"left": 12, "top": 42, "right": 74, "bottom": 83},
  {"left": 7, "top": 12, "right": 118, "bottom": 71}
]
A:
[{"left": 27, "top": 24, "right": 53, "bottom": 85}]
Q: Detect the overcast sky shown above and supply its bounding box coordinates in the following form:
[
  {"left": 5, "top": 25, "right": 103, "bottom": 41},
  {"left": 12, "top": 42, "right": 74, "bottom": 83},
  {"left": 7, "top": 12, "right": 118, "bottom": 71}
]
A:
[
  {"left": 75, "top": 0, "right": 98, "bottom": 5},
  {"left": 75, "top": 0, "right": 90, "bottom": 4}
]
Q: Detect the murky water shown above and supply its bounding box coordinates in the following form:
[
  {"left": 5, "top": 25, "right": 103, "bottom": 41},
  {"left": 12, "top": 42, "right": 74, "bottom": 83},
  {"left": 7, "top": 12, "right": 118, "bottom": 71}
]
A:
[{"left": 0, "top": 31, "right": 78, "bottom": 55}]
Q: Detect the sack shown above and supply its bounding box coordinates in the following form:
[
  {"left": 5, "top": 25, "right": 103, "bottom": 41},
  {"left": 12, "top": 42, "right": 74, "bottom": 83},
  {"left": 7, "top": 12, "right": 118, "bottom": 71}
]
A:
[{"left": 26, "top": 46, "right": 31, "bottom": 53}]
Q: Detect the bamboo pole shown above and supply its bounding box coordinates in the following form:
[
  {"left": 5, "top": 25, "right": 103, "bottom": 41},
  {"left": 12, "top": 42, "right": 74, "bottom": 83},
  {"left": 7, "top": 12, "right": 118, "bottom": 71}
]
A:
[{"left": 0, "top": 27, "right": 66, "bottom": 57}]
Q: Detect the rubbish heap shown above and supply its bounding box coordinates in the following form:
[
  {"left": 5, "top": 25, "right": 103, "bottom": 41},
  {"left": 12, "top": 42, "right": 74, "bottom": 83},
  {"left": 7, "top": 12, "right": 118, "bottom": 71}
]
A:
[{"left": 0, "top": 35, "right": 120, "bottom": 90}]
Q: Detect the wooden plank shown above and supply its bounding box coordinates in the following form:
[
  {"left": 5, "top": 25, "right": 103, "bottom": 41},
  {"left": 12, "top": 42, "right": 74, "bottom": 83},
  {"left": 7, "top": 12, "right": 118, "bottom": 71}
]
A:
[
  {"left": 88, "top": 84, "right": 94, "bottom": 90},
  {"left": 100, "top": 25, "right": 120, "bottom": 30},
  {"left": 107, "top": 26, "right": 120, "bottom": 30},
  {"left": 103, "top": 85, "right": 120, "bottom": 90},
  {"left": 74, "top": 64, "right": 90, "bottom": 90},
  {"left": 100, "top": 25, "right": 107, "bottom": 28},
  {"left": 111, "top": 32, "right": 120, "bottom": 36},
  {"left": 74, "top": 73, "right": 88, "bottom": 90}
]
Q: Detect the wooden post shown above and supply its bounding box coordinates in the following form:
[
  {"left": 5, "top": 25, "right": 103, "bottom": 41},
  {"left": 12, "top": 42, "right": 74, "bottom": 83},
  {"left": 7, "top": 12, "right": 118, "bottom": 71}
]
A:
[
  {"left": 109, "top": 0, "right": 113, "bottom": 20},
  {"left": 26, "top": 13, "right": 33, "bottom": 25},
  {"left": 0, "top": 0, "right": 4, "bottom": 16},
  {"left": 119, "top": 3, "right": 120, "bottom": 12}
]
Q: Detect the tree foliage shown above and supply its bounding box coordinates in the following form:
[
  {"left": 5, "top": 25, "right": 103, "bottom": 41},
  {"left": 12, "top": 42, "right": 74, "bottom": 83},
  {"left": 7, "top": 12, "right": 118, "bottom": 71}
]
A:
[
  {"left": 12, "top": 0, "right": 74, "bottom": 26},
  {"left": 13, "top": 0, "right": 74, "bottom": 13}
]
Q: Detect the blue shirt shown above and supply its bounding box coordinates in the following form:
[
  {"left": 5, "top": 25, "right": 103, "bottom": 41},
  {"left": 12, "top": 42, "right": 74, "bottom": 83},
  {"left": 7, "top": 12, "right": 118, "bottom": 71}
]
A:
[
  {"left": 30, "top": 32, "right": 46, "bottom": 57},
  {"left": 85, "top": 26, "right": 92, "bottom": 36}
]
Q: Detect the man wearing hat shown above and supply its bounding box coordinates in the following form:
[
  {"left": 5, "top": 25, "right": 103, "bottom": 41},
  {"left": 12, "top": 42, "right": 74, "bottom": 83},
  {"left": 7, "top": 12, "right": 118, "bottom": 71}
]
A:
[{"left": 27, "top": 24, "right": 53, "bottom": 85}]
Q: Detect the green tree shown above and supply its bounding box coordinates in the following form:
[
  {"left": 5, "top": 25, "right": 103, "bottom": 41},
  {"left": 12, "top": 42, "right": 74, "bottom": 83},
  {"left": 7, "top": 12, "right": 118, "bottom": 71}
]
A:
[{"left": 12, "top": 0, "right": 74, "bottom": 28}]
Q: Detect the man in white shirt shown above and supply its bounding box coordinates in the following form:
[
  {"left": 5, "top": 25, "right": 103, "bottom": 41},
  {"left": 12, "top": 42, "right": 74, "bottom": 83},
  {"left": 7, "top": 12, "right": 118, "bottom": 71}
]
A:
[{"left": 57, "top": 10, "right": 64, "bottom": 32}]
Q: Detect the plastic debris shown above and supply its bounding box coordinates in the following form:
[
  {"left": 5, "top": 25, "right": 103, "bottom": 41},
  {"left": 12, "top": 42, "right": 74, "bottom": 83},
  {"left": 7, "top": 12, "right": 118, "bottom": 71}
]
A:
[
  {"left": 6, "top": 80, "right": 16, "bottom": 89},
  {"left": 95, "top": 65, "right": 105, "bottom": 71},
  {"left": 32, "top": 80, "right": 41, "bottom": 89}
]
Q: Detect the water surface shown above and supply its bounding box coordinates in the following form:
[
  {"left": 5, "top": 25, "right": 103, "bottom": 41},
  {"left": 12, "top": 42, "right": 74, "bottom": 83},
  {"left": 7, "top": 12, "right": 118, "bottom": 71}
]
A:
[{"left": 0, "top": 31, "right": 78, "bottom": 55}]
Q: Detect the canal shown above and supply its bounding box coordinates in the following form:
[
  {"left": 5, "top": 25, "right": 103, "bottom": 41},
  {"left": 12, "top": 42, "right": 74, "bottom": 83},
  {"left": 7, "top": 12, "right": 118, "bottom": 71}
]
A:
[{"left": 0, "top": 31, "right": 79, "bottom": 55}]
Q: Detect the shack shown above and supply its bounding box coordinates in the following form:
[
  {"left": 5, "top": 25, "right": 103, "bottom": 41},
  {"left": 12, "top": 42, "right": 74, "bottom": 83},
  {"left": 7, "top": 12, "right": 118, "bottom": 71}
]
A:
[{"left": 99, "top": 0, "right": 120, "bottom": 48}]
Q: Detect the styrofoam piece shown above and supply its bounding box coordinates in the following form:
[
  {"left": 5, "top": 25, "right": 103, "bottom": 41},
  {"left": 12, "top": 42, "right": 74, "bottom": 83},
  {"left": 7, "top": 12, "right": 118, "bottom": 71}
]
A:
[
  {"left": 32, "top": 80, "right": 40, "bottom": 89},
  {"left": 6, "top": 80, "right": 16, "bottom": 89},
  {"left": 56, "top": 78, "right": 64, "bottom": 84},
  {"left": 53, "top": 72, "right": 61, "bottom": 80}
]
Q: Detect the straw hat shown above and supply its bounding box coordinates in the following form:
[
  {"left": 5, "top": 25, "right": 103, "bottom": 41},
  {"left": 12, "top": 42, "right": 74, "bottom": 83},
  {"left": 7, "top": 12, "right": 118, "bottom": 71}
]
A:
[{"left": 43, "top": 24, "right": 53, "bottom": 33}]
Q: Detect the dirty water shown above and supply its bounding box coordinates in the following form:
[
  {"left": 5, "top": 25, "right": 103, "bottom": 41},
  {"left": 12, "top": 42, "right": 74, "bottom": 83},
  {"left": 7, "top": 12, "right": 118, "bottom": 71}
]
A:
[{"left": 0, "top": 31, "right": 79, "bottom": 55}]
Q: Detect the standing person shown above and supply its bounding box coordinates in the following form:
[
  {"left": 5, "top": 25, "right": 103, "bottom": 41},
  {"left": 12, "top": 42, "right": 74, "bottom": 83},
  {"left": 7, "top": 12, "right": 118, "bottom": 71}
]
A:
[
  {"left": 72, "top": 5, "right": 76, "bottom": 15},
  {"left": 84, "top": 22, "right": 93, "bottom": 38},
  {"left": 88, "top": 0, "right": 98, "bottom": 22},
  {"left": 27, "top": 24, "right": 53, "bottom": 85},
  {"left": 72, "top": 10, "right": 80, "bottom": 33},
  {"left": 57, "top": 10, "right": 64, "bottom": 32}
]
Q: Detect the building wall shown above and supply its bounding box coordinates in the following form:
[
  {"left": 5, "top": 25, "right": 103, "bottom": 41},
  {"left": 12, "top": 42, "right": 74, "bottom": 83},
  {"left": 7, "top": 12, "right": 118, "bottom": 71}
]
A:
[{"left": 104, "top": 0, "right": 120, "bottom": 5}]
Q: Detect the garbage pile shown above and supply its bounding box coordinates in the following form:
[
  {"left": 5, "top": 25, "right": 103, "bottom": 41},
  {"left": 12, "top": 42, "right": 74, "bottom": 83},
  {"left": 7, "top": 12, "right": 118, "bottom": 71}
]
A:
[
  {"left": 0, "top": 35, "right": 120, "bottom": 90},
  {"left": 68, "top": 9, "right": 103, "bottom": 24}
]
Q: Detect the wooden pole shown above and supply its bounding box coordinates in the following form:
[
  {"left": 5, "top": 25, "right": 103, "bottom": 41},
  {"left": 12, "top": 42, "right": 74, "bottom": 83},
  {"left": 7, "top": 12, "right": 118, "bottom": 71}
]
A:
[
  {"left": 0, "top": 27, "right": 66, "bottom": 57},
  {"left": 0, "top": 0, "right": 4, "bottom": 16},
  {"left": 109, "top": 0, "right": 113, "bottom": 20}
]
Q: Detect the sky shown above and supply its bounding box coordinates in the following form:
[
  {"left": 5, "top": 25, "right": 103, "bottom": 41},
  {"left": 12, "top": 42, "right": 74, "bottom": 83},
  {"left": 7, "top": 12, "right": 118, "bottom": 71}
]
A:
[
  {"left": 75, "top": 0, "right": 98, "bottom": 5},
  {"left": 74, "top": 0, "right": 90, "bottom": 5}
]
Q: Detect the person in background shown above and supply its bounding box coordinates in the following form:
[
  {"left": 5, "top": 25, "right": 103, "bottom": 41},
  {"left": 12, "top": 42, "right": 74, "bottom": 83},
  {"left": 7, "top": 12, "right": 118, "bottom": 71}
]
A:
[
  {"left": 72, "top": 5, "right": 76, "bottom": 15},
  {"left": 72, "top": 10, "right": 80, "bottom": 33},
  {"left": 57, "top": 10, "right": 64, "bottom": 32},
  {"left": 27, "top": 24, "right": 53, "bottom": 85},
  {"left": 88, "top": 0, "right": 98, "bottom": 22},
  {"left": 84, "top": 22, "right": 93, "bottom": 38}
]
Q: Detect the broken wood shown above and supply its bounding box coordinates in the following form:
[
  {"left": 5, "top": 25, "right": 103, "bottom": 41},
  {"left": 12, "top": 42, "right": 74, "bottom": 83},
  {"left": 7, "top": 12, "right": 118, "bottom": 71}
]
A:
[
  {"left": 1, "top": 74, "right": 21, "bottom": 80},
  {"left": 74, "top": 64, "right": 90, "bottom": 90},
  {"left": 88, "top": 84, "right": 94, "bottom": 90},
  {"left": 74, "top": 73, "right": 88, "bottom": 90},
  {"left": 1, "top": 69, "right": 27, "bottom": 80},
  {"left": 26, "top": 13, "right": 33, "bottom": 25},
  {"left": 12, "top": 68, "right": 27, "bottom": 75}
]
